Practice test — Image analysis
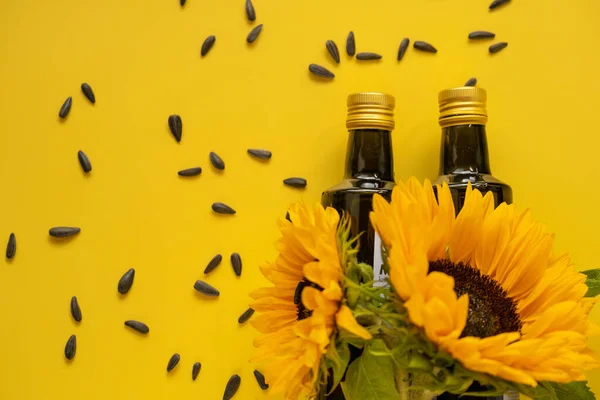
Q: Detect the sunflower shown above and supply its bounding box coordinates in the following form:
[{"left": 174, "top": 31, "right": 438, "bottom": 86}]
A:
[
  {"left": 370, "top": 178, "right": 599, "bottom": 388},
  {"left": 250, "top": 202, "right": 372, "bottom": 399}
]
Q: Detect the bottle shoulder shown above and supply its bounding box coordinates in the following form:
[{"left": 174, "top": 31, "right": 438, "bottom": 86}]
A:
[
  {"left": 434, "top": 174, "right": 510, "bottom": 188},
  {"left": 323, "top": 178, "right": 395, "bottom": 194}
]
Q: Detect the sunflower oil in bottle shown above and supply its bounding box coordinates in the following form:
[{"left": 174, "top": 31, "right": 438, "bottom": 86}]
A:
[
  {"left": 319, "top": 92, "right": 396, "bottom": 399},
  {"left": 433, "top": 86, "right": 512, "bottom": 211},
  {"left": 433, "top": 87, "right": 513, "bottom": 400}
]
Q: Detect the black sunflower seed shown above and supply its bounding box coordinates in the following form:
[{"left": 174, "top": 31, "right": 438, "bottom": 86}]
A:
[
  {"left": 59, "top": 97, "right": 72, "bottom": 119},
  {"left": 346, "top": 31, "right": 355, "bottom": 56},
  {"left": 70, "top": 296, "right": 82, "bottom": 322},
  {"left": 77, "top": 150, "right": 92, "bottom": 173},
  {"left": 283, "top": 177, "right": 307, "bottom": 188},
  {"left": 209, "top": 152, "right": 225, "bottom": 170},
  {"left": 201, "top": 35, "right": 216, "bottom": 56},
  {"left": 356, "top": 52, "right": 382, "bottom": 60},
  {"left": 245, "top": 0, "right": 256, "bottom": 22},
  {"left": 167, "top": 353, "right": 180, "bottom": 372},
  {"left": 247, "top": 149, "right": 272, "bottom": 160},
  {"left": 231, "top": 253, "right": 242, "bottom": 277},
  {"left": 192, "top": 362, "right": 201, "bottom": 381},
  {"left": 49, "top": 227, "right": 80, "bottom": 238},
  {"left": 468, "top": 31, "right": 496, "bottom": 40},
  {"left": 414, "top": 41, "right": 437, "bottom": 53},
  {"left": 65, "top": 334, "right": 76, "bottom": 360},
  {"left": 168, "top": 115, "right": 182, "bottom": 143},
  {"left": 326, "top": 40, "right": 340, "bottom": 63},
  {"left": 124, "top": 320, "right": 149, "bottom": 334},
  {"left": 397, "top": 38, "right": 410, "bottom": 61},
  {"left": 6, "top": 233, "right": 16, "bottom": 259},
  {"left": 308, "top": 64, "right": 334, "bottom": 79},
  {"left": 81, "top": 83, "right": 95, "bottom": 104},
  {"left": 178, "top": 167, "right": 202, "bottom": 177},
  {"left": 489, "top": 42, "right": 508, "bottom": 54},
  {"left": 489, "top": 0, "right": 510, "bottom": 10},
  {"left": 238, "top": 307, "right": 255, "bottom": 324},
  {"left": 223, "top": 374, "right": 241, "bottom": 400},
  {"left": 247, "top": 24, "right": 263, "bottom": 43},
  {"left": 212, "top": 202, "right": 236, "bottom": 215},
  {"left": 180, "top": 0, "right": 186, "bottom": 6},
  {"left": 465, "top": 77, "right": 477, "bottom": 86},
  {"left": 118, "top": 268, "right": 135, "bottom": 294},
  {"left": 194, "top": 280, "right": 220, "bottom": 297},
  {"left": 204, "top": 254, "right": 222, "bottom": 274},
  {"left": 253, "top": 370, "right": 269, "bottom": 390}
]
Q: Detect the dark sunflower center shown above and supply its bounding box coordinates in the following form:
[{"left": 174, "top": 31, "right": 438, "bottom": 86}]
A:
[
  {"left": 294, "top": 278, "right": 323, "bottom": 321},
  {"left": 428, "top": 259, "right": 522, "bottom": 338}
]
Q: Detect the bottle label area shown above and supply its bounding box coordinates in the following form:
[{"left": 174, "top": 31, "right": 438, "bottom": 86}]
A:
[{"left": 372, "top": 232, "right": 389, "bottom": 287}]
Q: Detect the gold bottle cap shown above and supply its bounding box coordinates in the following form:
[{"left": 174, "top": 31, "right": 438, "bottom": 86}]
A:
[
  {"left": 346, "top": 92, "right": 395, "bottom": 131},
  {"left": 438, "top": 86, "right": 488, "bottom": 128}
]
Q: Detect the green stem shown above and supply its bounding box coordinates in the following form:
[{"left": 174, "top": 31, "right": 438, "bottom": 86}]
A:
[{"left": 396, "top": 370, "right": 436, "bottom": 400}]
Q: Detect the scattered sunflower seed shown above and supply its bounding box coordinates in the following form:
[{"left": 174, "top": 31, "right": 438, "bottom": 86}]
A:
[
  {"left": 70, "top": 296, "right": 82, "bottom": 322},
  {"left": 468, "top": 31, "right": 496, "bottom": 40},
  {"left": 283, "top": 177, "right": 307, "bottom": 188},
  {"left": 6, "top": 233, "right": 16, "bottom": 259},
  {"left": 223, "top": 374, "right": 241, "bottom": 400},
  {"left": 209, "top": 152, "right": 225, "bottom": 170},
  {"left": 308, "top": 64, "right": 334, "bottom": 79},
  {"left": 204, "top": 254, "right": 222, "bottom": 274},
  {"left": 180, "top": 0, "right": 186, "bottom": 6},
  {"left": 489, "top": 0, "right": 510, "bottom": 10},
  {"left": 253, "top": 370, "right": 269, "bottom": 390},
  {"left": 247, "top": 24, "right": 263, "bottom": 43},
  {"left": 192, "top": 362, "right": 201, "bottom": 381},
  {"left": 168, "top": 115, "right": 182, "bottom": 143},
  {"left": 414, "top": 41, "right": 437, "bottom": 53},
  {"left": 81, "top": 83, "right": 95, "bottom": 104},
  {"left": 65, "top": 334, "right": 76, "bottom": 360},
  {"left": 465, "top": 77, "right": 477, "bottom": 86},
  {"left": 238, "top": 307, "right": 255, "bottom": 324},
  {"left": 49, "top": 227, "right": 80, "bottom": 238},
  {"left": 247, "top": 149, "right": 272, "bottom": 160},
  {"left": 167, "top": 353, "right": 180, "bottom": 372},
  {"left": 326, "top": 40, "right": 340, "bottom": 63},
  {"left": 212, "top": 202, "right": 236, "bottom": 215},
  {"left": 178, "top": 167, "right": 202, "bottom": 177},
  {"left": 59, "top": 97, "right": 72, "bottom": 119},
  {"left": 346, "top": 31, "right": 355, "bottom": 56},
  {"left": 489, "top": 42, "right": 508, "bottom": 54},
  {"left": 201, "top": 35, "right": 216, "bottom": 56},
  {"left": 245, "top": 0, "right": 256, "bottom": 22},
  {"left": 194, "top": 280, "right": 220, "bottom": 297},
  {"left": 397, "top": 38, "right": 410, "bottom": 61},
  {"left": 356, "top": 52, "right": 382, "bottom": 60},
  {"left": 78, "top": 150, "right": 92, "bottom": 173},
  {"left": 231, "top": 253, "right": 242, "bottom": 277},
  {"left": 118, "top": 268, "right": 135, "bottom": 295},
  {"left": 125, "top": 320, "right": 149, "bottom": 334}
]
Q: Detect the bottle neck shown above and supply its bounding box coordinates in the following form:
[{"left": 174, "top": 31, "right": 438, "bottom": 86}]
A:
[
  {"left": 344, "top": 129, "right": 394, "bottom": 181},
  {"left": 439, "top": 124, "right": 491, "bottom": 175}
]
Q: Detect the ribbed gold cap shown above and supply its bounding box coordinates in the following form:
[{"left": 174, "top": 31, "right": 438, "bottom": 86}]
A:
[
  {"left": 438, "top": 87, "right": 488, "bottom": 128},
  {"left": 346, "top": 92, "right": 395, "bottom": 131}
]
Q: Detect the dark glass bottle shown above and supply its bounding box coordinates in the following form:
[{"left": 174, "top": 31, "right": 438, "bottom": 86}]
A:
[
  {"left": 320, "top": 93, "right": 396, "bottom": 399},
  {"left": 434, "top": 87, "right": 512, "bottom": 400}
]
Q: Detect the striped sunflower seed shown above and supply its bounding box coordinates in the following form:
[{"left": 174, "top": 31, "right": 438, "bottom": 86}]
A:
[
  {"left": 247, "top": 24, "right": 263, "bottom": 43},
  {"left": 308, "top": 64, "right": 334, "bottom": 79},
  {"left": 231, "top": 253, "right": 242, "bottom": 277},
  {"left": 209, "top": 152, "right": 225, "bottom": 170},
  {"left": 238, "top": 307, "right": 255, "bottom": 324},
  {"left": 245, "top": 0, "right": 256, "bottom": 21},
  {"left": 223, "top": 374, "right": 241, "bottom": 400},
  {"left": 193, "top": 280, "right": 220, "bottom": 297},
  {"left": 49, "top": 227, "right": 80, "bottom": 238},
  {"left": 489, "top": 0, "right": 510, "bottom": 10},
  {"left": 70, "top": 296, "right": 82, "bottom": 322},
  {"left": 468, "top": 31, "right": 495, "bottom": 40},
  {"left": 326, "top": 40, "right": 340, "bottom": 63},
  {"left": 78, "top": 150, "right": 92, "bottom": 173},
  {"left": 397, "top": 38, "right": 410, "bottom": 61},
  {"left": 201, "top": 35, "right": 216, "bottom": 56},
  {"left": 253, "top": 370, "right": 269, "bottom": 390},
  {"left": 414, "top": 41, "right": 437, "bottom": 53},
  {"left": 346, "top": 31, "right": 355, "bottom": 56},
  {"left": 204, "top": 254, "right": 222, "bottom": 274},
  {"left": 212, "top": 202, "right": 236, "bottom": 215},
  {"left": 167, "top": 353, "right": 180, "bottom": 372},
  {"left": 192, "top": 362, "right": 201, "bottom": 381},
  {"left": 59, "top": 97, "right": 72, "bottom": 119},
  {"left": 283, "top": 177, "right": 307, "bottom": 188},
  {"left": 247, "top": 149, "right": 272, "bottom": 160},
  {"left": 81, "top": 83, "right": 96, "bottom": 104},
  {"left": 125, "top": 320, "right": 149, "bottom": 334},
  {"left": 178, "top": 167, "right": 202, "bottom": 177},
  {"left": 356, "top": 52, "right": 382, "bottom": 60},
  {"left": 465, "top": 77, "right": 477, "bottom": 86},
  {"left": 118, "top": 268, "right": 135, "bottom": 295},
  {"left": 65, "top": 334, "right": 76, "bottom": 360},
  {"left": 168, "top": 115, "right": 182, "bottom": 143},
  {"left": 489, "top": 42, "right": 508, "bottom": 54},
  {"left": 6, "top": 233, "right": 16, "bottom": 259}
]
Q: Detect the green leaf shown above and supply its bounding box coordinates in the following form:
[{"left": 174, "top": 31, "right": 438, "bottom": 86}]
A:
[
  {"left": 326, "top": 341, "right": 351, "bottom": 393},
  {"left": 547, "top": 381, "right": 595, "bottom": 400},
  {"left": 341, "top": 340, "right": 400, "bottom": 400},
  {"left": 582, "top": 269, "right": 600, "bottom": 297}
]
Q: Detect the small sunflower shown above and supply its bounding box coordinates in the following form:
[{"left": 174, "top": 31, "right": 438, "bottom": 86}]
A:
[
  {"left": 370, "top": 178, "right": 599, "bottom": 388},
  {"left": 250, "top": 202, "right": 372, "bottom": 399}
]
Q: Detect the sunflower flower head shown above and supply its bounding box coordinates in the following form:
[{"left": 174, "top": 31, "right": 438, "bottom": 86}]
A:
[
  {"left": 250, "top": 202, "right": 372, "bottom": 399},
  {"left": 369, "top": 178, "right": 600, "bottom": 396}
]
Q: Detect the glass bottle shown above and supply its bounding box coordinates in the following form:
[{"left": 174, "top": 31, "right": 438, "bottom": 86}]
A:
[
  {"left": 434, "top": 86, "right": 512, "bottom": 211},
  {"left": 320, "top": 92, "right": 396, "bottom": 399},
  {"left": 434, "top": 87, "right": 513, "bottom": 400}
]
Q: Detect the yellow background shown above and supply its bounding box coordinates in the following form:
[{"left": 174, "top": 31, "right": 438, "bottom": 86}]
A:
[{"left": 1, "top": 0, "right": 599, "bottom": 398}]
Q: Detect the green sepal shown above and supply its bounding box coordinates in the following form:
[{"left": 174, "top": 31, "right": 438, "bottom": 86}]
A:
[{"left": 582, "top": 269, "right": 600, "bottom": 297}]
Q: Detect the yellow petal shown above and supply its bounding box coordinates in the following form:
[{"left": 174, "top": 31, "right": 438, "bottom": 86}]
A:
[{"left": 335, "top": 305, "right": 372, "bottom": 339}]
